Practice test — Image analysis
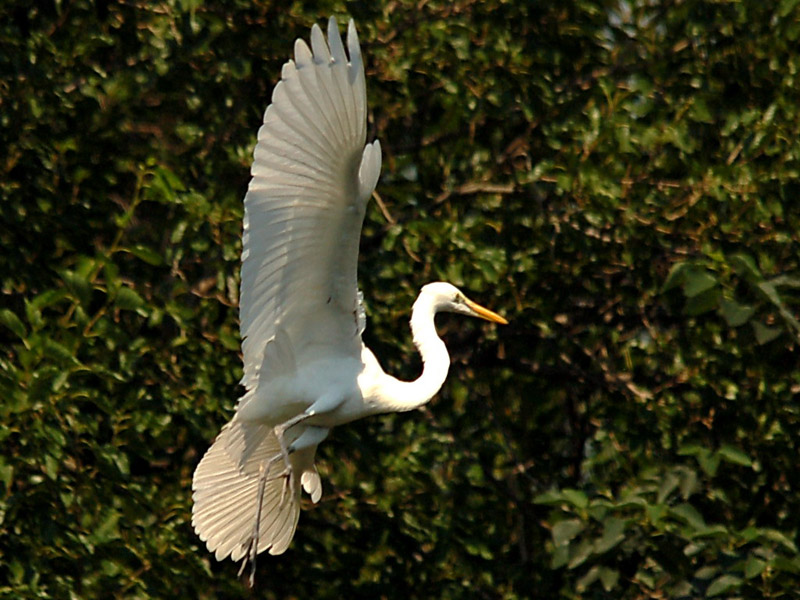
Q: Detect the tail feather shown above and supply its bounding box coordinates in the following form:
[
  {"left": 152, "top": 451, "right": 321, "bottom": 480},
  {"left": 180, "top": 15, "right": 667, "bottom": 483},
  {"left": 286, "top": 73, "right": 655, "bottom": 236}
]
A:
[
  {"left": 301, "top": 469, "right": 322, "bottom": 503},
  {"left": 192, "top": 419, "right": 316, "bottom": 563}
]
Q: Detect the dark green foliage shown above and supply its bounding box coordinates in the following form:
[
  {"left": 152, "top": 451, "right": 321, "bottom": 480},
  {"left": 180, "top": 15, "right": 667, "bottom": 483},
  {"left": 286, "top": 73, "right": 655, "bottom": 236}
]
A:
[{"left": 2, "top": 0, "right": 799, "bottom": 597}]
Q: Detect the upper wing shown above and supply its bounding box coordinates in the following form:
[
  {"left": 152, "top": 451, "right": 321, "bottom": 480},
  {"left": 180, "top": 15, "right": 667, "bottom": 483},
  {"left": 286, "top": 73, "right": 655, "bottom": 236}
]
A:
[{"left": 239, "top": 18, "right": 382, "bottom": 391}]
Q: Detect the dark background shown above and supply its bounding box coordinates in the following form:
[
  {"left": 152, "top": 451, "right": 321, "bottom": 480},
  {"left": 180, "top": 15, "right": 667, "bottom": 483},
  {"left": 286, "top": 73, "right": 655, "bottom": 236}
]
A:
[{"left": 2, "top": 0, "right": 800, "bottom": 597}]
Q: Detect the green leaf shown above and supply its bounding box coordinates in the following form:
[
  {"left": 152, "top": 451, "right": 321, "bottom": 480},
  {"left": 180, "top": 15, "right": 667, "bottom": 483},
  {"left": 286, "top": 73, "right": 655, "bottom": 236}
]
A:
[
  {"left": 568, "top": 540, "right": 593, "bottom": 569},
  {"left": 148, "top": 166, "right": 186, "bottom": 202},
  {"left": 671, "top": 503, "right": 707, "bottom": 530},
  {"left": 779, "top": 0, "right": 800, "bottom": 18},
  {"left": 679, "top": 445, "right": 721, "bottom": 476},
  {"left": 594, "top": 517, "right": 626, "bottom": 554},
  {"left": 768, "top": 274, "right": 800, "bottom": 288},
  {"left": 0, "top": 309, "right": 27, "bottom": 340},
  {"left": 534, "top": 488, "right": 588, "bottom": 508},
  {"left": 103, "top": 260, "right": 121, "bottom": 296},
  {"left": 744, "top": 556, "right": 766, "bottom": 579},
  {"left": 59, "top": 267, "right": 93, "bottom": 307},
  {"left": 29, "top": 288, "right": 70, "bottom": 311},
  {"left": 691, "top": 524, "right": 728, "bottom": 539},
  {"left": 43, "top": 339, "right": 80, "bottom": 366},
  {"left": 695, "top": 565, "right": 719, "bottom": 579},
  {"left": 771, "top": 555, "right": 800, "bottom": 575},
  {"left": 8, "top": 560, "right": 23, "bottom": 585},
  {"left": 718, "top": 298, "right": 755, "bottom": 327},
  {"left": 91, "top": 509, "right": 121, "bottom": 544},
  {"left": 752, "top": 321, "right": 781, "bottom": 345},
  {"left": 533, "top": 489, "right": 564, "bottom": 505},
  {"left": 0, "top": 457, "right": 14, "bottom": 491},
  {"left": 757, "top": 280, "right": 800, "bottom": 335},
  {"left": 218, "top": 327, "right": 240, "bottom": 351},
  {"left": 689, "top": 97, "right": 714, "bottom": 123},
  {"left": 646, "top": 503, "right": 668, "bottom": 526},
  {"left": 698, "top": 452, "right": 720, "bottom": 477},
  {"left": 706, "top": 574, "right": 742, "bottom": 597},
  {"left": 677, "top": 443, "right": 704, "bottom": 457},
  {"left": 730, "top": 253, "right": 762, "bottom": 282},
  {"left": 758, "top": 528, "right": 798, "bottom": 553},
  {"left": 550, "top": 543, "right": 569, "bottom": 569},
  {"left": 683, "top": 270, "right": 717, "bottom": 298},
  {"left": 552, "top": 519, "right": 584, "bottom": 547},
  {"left": 24, "top": 297, "right": 45, "bottom": 331},
  {"left": 598, "top": 566, "right": 620, "bottom": 591},
  {"left": 562, "top": 489, "right": 589, "bottom": 509},
  {"left": 657, "top": 471, "right": 680, "bottom": 504},
  {"left": 128, "top": 244, "right": 163, "bottom": 266},
  {"left": 44, "top": 454, "right": 59, "bottom": 479},
  {"left": 115, "top": 287, "right": 146, "bottom": 312},
  {"left": 757, "top": 281, "right": 788, "bottom": 312},
  {"left": 717, "top": 444, "right": 752, "bottom": 467},
  {"left": 679, "top": 468, "right": 699, "bottom": 499},
  {"left": 576, "top": 565, "right": 600, "bottom": 591},
  {"left": 684, "top": 287, "right": 721, "bottom": 316},
  {"left": 662, "top": 261, "right": 690, "bottom": 292}
]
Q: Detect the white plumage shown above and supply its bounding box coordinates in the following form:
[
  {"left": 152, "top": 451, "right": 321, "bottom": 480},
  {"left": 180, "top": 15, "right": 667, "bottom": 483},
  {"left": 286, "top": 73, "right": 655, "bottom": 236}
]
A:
[{"left": 192, "top": 18, "right": 506, "bottom": 583}]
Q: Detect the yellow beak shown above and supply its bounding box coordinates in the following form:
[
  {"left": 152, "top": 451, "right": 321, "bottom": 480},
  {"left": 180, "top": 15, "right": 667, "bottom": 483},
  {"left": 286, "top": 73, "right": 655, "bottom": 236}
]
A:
[{"left": 464, "top": 298, "right": 509, "bottom": 325}]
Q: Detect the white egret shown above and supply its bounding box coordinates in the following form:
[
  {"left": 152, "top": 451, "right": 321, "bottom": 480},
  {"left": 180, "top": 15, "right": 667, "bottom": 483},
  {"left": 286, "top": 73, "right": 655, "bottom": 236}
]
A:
[{"left": 191, "top": 17, "right": 507, "bottom": 581}]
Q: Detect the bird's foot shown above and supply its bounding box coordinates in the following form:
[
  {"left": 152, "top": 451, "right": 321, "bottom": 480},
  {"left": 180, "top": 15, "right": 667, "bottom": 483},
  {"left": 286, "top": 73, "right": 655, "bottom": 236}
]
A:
[
  {"left": 237, "top": 451, "right": 294, "bottom": 587},
  {"left": 271, "top": 423, "right": 295, "bottom": 508},
  {"left": 238, "top": 461, "right": 270, "bottom": 587},
  {"left": 237, "top": 535, "right": 258, "bottom": 587}
]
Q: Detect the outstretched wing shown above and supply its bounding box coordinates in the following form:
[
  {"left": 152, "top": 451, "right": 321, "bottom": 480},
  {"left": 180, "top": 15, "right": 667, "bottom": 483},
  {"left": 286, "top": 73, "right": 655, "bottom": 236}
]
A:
[{"left": 239, "top": 18, "right": 382, "bottom": 392}]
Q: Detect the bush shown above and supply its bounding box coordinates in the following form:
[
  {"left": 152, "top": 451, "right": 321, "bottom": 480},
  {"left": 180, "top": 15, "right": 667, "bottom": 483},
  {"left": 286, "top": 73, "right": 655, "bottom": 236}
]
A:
[{"left": 2, "top": 1, "right": 799, "bottom": 597}]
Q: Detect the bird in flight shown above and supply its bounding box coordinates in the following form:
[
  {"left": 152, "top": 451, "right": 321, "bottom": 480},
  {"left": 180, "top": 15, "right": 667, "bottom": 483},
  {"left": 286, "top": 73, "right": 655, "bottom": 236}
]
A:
[{"left": 191, "top": 17, "right": 507, "bottom": 584}]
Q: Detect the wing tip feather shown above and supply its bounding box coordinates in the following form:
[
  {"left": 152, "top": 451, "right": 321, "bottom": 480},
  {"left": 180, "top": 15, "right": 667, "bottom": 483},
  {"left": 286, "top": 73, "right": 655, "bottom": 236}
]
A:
[
  {"left": 358, "top": 140, "right": 382, "bottom": 201},
  {"left": 327, "top": 16, "right": 347, "bottom": 64},
  {"left": 310, "top": 22, "right": 329, "bottom": 64},
  {"left": 294, "top": 38, "right": 313, "bottom": 67}
]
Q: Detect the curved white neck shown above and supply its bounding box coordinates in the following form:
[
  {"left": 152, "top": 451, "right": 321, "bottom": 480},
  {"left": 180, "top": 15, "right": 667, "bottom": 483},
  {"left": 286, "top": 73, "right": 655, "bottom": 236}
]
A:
[{"left": 374, "top": 293, "right": 450, "bottom": 413}]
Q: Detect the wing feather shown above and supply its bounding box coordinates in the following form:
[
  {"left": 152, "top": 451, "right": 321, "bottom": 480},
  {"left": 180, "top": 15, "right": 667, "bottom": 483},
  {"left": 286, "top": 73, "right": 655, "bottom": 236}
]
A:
[
  {"left": 192, "top": 422, "right": 302, "bottom": 561},
  {"left": 309, "top": 25, "right": 349, "bottom": 142},
  {"left": 239, "top": 18, "right": 380, "bottom": 392}
]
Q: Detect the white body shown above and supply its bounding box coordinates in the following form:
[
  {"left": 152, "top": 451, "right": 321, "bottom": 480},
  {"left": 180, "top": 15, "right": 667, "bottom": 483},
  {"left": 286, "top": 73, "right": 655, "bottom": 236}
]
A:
[
  {"left": 236, "top": 350, "right": 379, "bottom": 428},
  {"left": 191, "top": 18, "right": 505, "bottom": 571}
]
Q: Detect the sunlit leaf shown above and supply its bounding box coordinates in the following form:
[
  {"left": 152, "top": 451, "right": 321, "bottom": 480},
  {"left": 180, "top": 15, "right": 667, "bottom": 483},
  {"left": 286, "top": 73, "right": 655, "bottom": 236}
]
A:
[
  {"left": 0, "top": 309, "right": 27, "bottom": 340},
  {"left": 718, "top": 445, "right": 753, "bottom": 467},
  {"left": 594, "top": 517, "right": 626, "bottom": 554},
  {"left": 552, "top": 519, "right": 584, "bottom": 547},
  {"left": 115, "top": 287, "right": 146, "bottom": 312},
  {"left": 671, "top": 503, "right": 707, "bottom": 530},
  {"left": 730, "top": 253, "right": 762, "bottom": 282},
  {"left": 662, "top": 261, "right": 690, "bottom": 292},
  {"left": 598, "top": 566, "right": 620, "bottom": 591},
  {"left": 683, "top": 270, "right": 717, "bottom": 298},
  {"left": 744, "top": 556, "right": 766, "bottom": 579},
  {"left": 706, "top": 574, "right": 742, "bottom": 597},
  {"left": 128, "top": 245, "right": 163, "bottom": 266}
]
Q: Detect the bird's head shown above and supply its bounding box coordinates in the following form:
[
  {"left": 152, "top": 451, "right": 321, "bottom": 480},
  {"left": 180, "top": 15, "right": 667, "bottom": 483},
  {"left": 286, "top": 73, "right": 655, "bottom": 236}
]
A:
[{"left": 420, "top": 282, "right": 508, "bottom": 324}]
